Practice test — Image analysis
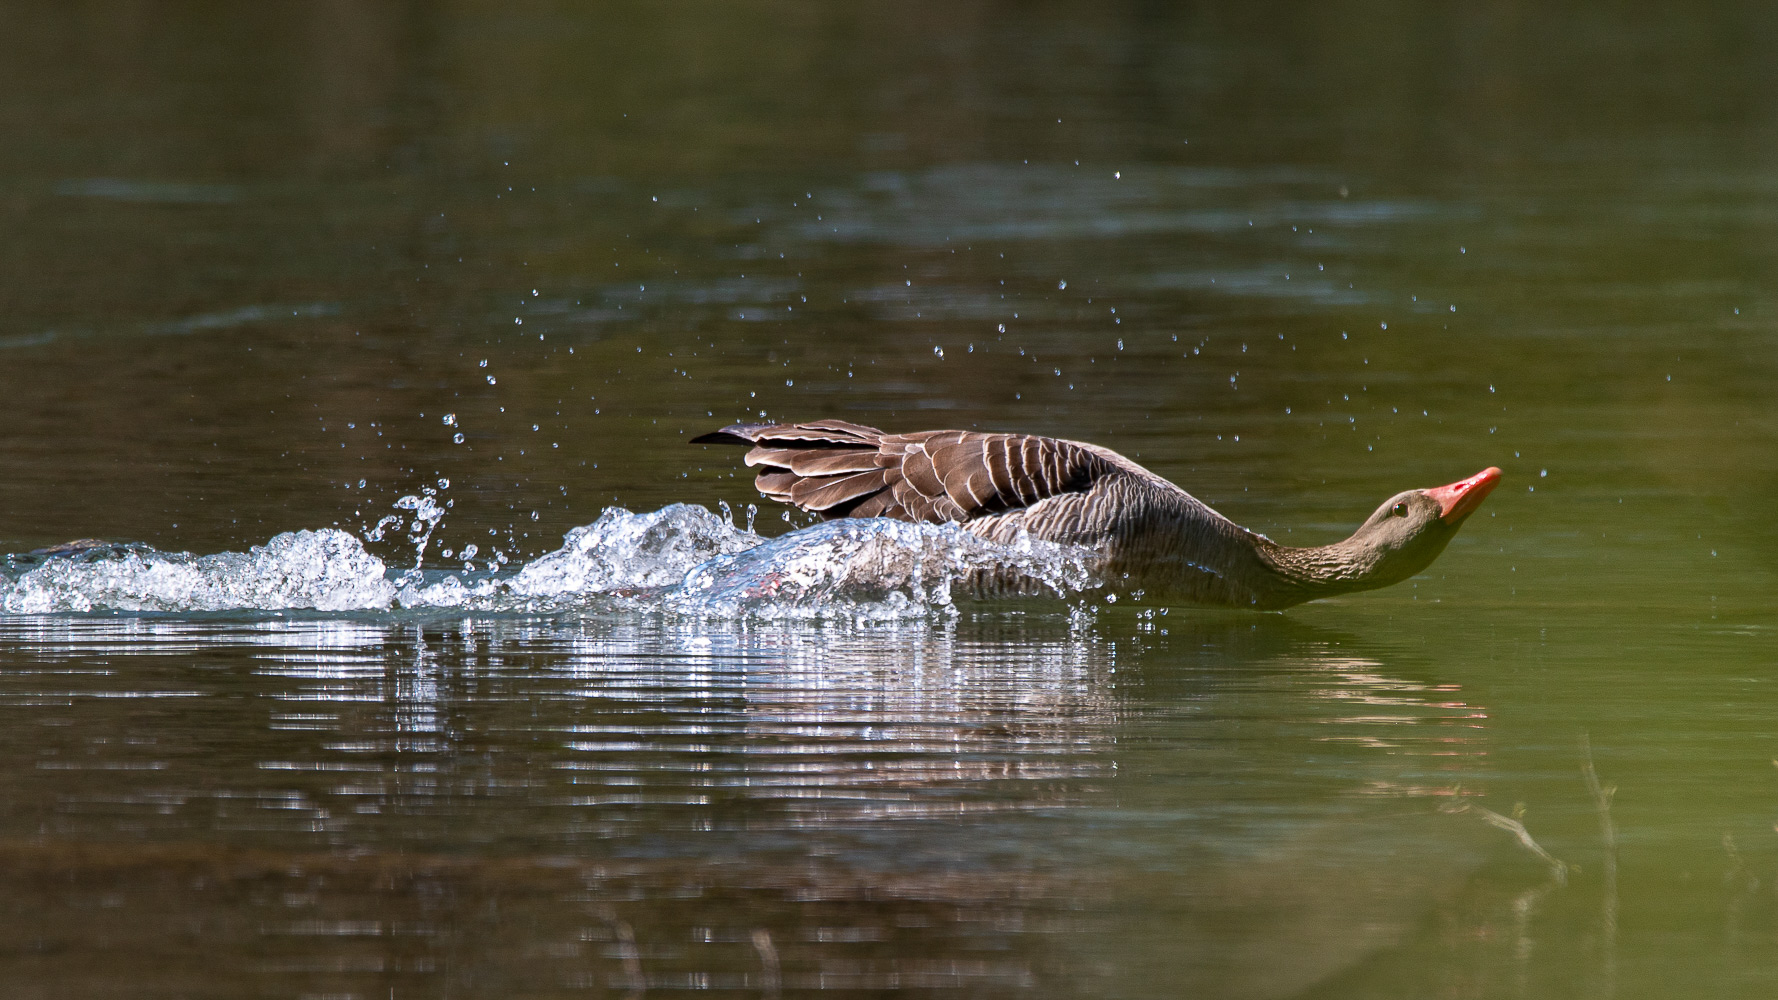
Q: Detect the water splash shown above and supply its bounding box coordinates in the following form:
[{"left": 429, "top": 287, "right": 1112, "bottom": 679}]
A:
[
  {"left": 364, "top": 479, "right": 454, "bottom": 584},
  {"left": 400, "top": 503, "right": 761, "bottom": 610},
  {"left": 2, "top": 505, "right": 1099, "bottom": 618},
  {"left": 668, "top": 518, "right": 1097, "bottom": 620},
  {"left": 393, "top": 484, "right": 449, "bottom": 585},
  {"left": 1, "top": 530, "right": 394, "bottom": 613}
]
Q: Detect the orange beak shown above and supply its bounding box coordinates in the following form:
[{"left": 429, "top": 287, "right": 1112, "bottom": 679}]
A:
[{"left": 1424, "top": 467, "right": 1502, "bottom": 524}]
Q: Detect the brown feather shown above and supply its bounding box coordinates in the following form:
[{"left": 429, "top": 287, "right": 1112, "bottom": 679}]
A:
[
  {"left": 930, "top": 439, "right": 995, "bottom": 513},
  {"left": 892, "top": 481, "right": 967, "bottom": 523},
  {"left": 794, "top": 419, "right": 883, "bottom": 442},
  {"left": 754, "top": 472, "right": 800, "bottom": 496},
  {"left": 705, "top": 420, "right": 1112, "bottom": 527},
  {"left": 744, "top": 447, "right": 806, "bottom": 469},
  {"left": 789, "top": 471, "right": 888, "bottom": 510},
  {"left": 749, "top": 421, "right": 881, "bottom": 446},
  {"left": 1037, "top": 438, "right": 1072, "bottom": 493},
  {"left": 899, "top": 446, "right": 947, "bottom": 498},
  {"left": 889, "top": 479, "right": 933, "bottom": 521},
  {"left": 1008, "top": 437, "right": 1037, "bottom": 501},
  {"left": 850, "top": 491, "right": 899, "bottom": 519},
  {"left": 985, "top": 436, "right": 1017, "bottom": 501},
  {"left": 788, "top": 449, "right": 880, "bottom": 476}
]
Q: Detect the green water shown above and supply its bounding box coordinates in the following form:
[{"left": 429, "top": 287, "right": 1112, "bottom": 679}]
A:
[{"left": 2, "top": 3, "right": 1776, "bottom": 996}]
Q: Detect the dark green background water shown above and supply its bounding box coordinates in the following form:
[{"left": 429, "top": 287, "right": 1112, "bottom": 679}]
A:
[{"left": 2, "top": 3, "right": 1776, "bottom": 996}]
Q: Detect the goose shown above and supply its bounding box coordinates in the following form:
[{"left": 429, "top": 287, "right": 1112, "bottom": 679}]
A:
[{"left": 692, "top": 420, "right": 1500, "bottom": 609}]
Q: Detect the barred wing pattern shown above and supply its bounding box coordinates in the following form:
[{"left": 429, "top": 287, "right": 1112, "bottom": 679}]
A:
[{"left": 690, "top": 420, "right": 1123, "bottom": 526}]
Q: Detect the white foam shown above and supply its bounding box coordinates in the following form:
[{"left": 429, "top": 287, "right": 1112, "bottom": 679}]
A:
[
  {"left": 2, "top": 506, "right": 1098, "bottom": 617},
  {"left": 1, "top": 530, "right": 395, "bottom": 613},
  {"left": 511, "top": 503, "right": 761, "bottom": 594},
  {"left": 394, "top": 503, "right": 762, "bottom": 611},
  {"left": 666, "top": 518, "right": 1098, "bottom": 620}
]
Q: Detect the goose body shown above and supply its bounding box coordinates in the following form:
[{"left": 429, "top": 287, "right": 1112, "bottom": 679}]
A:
[{"left": 693, "top": 420, "right": 1500, "bottom": 609}]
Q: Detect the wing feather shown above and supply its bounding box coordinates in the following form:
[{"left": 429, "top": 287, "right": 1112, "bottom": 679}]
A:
[
  {"left": 930, "top": 439, "right": 994, "bottom": 512},
  {"left": 789, "top": 470, "right": 889, "bottom": 511},
  {"left": 793, "top": 419, "right": 883, "bottom": 442},
  {"left": 695, "top": 420, "right": 1118, "bottom": 527},
  {"left": 755, "top": 472, "right": 800, "bottom": 498},
  {"left": 850, "top": 491, "right": 903, "bottom": 519},
  {"left": 788, "top": 449, "right": 880, "bottom": 476},
  {"left": 744, "top": 447, "right": 806, "bottom": 468},
  {"left": 899, "top": 445, "right": 947, "bottom": 498},
  {"left": 985, "top": 436, "right": 1015, "bottom": 501}
]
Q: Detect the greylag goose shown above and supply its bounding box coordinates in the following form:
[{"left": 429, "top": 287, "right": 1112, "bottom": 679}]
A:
[{"left": 692, "top": 420, "right": 1500, "bottom": 609}]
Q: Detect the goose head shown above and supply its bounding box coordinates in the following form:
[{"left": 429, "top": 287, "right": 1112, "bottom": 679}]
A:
[{"left": 1336, "top": 466, "right": 1502, "bottom": 588}]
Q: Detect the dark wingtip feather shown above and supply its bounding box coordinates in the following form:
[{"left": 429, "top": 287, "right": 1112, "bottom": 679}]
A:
[{"left": 690, "top": 424, "right": 769, "bottom": 446}]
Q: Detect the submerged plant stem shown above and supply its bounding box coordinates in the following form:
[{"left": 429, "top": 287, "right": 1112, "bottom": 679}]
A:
[{"left": 1581, "top": 734, "right": 1618, "bottom": 989}]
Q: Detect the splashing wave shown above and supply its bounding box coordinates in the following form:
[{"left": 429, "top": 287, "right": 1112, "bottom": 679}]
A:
[
  {"left": 0, "top": 530, "right": 394, "bottom": 614},
  {"left": 2, "top": 505, "right": 1098, "bottom": 618}
]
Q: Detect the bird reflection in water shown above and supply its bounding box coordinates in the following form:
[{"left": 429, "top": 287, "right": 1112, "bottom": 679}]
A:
[{"left": 0, "top": 614, "right": 1542, "bottom": 997}]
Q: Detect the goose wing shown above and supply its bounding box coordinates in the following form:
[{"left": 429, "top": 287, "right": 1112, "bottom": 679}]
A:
[{"left": 691, "top": 420, "right": 1114, "bottom": 524}]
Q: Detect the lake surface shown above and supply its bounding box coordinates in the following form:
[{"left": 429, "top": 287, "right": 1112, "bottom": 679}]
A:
[{"left": 2, "top": 3, "right": 1776, "bottom": 997}]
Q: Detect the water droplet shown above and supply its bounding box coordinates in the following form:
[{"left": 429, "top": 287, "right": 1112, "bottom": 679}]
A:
[
  {"left": 486, "top": 375, "right": 496, "bottom": 385},
  {"left": 478, "top": 359, "right": 488, "bottom": 367},
  {"left": 1058, "top": 280, "right": 1067, "bottom": 290},
  {"left": 442, "top": 413, "right": 457, "bottom": 426},
  {"left": 515, "top": 317, "right": 522, "bottom": 325},
  {"left": 933, "top": 346, "right": 944, "bottom": 359},
  {"left": 453, "top": 432, "right": 465, "bottom": 444}
]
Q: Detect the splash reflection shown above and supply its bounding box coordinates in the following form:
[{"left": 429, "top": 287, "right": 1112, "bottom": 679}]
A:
[{"left": 0, "top": 614, "right": 1504, "bottom": 997}]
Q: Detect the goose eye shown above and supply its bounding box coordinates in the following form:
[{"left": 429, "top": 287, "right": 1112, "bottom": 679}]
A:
[{"left": 1389, "top": 502, "right": 1409, "bottom": 518}]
